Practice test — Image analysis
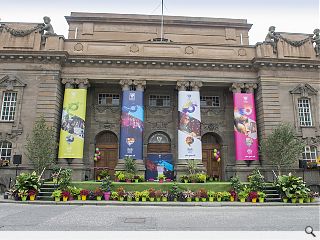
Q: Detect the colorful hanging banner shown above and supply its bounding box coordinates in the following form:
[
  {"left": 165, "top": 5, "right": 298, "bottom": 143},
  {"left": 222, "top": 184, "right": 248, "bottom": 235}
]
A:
[
  {"left": 58, "top": 89, "right": 87, "bottom": 158},
  {"left": 178, "top": 91, "right": 202, "bottom": 160},
  {"left": 233, "top": 93, "right": 259, "bottom": 161},
  {"left": 145, "top": 154, "right": 174, "bottom": 181},
  {"left": 120, "top": 90, "right": 144, "bottom": 160}
]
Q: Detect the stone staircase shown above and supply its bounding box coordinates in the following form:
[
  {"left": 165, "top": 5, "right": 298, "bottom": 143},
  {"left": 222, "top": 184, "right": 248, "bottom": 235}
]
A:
[
  {"left": 264, "top": 185, "right": 281, "bottom": 202},
  {"left": 37, "top": 182, "right": 57, "bottom": 201}
]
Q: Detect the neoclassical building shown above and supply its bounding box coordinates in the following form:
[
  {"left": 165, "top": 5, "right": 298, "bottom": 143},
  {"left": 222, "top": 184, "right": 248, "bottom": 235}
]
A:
[{"left": 0, "top": 12, "right": 319, "bottom": 184}]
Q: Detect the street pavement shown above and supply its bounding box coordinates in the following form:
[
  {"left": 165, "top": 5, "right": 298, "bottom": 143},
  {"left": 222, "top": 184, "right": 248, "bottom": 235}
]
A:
[{"left": 0, "top": 202, "right": 318, "bottom": 231}]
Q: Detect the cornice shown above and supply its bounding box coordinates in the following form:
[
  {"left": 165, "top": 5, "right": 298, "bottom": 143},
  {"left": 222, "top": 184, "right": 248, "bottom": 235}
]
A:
[{"left": 252, "top": 58, "right": 320, "bottom": 71}]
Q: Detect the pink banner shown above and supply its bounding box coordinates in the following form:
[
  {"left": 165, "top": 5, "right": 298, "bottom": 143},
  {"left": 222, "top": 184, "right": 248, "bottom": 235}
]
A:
[{"left": 233, "top": 93, "right": 259, "bottom": 161}]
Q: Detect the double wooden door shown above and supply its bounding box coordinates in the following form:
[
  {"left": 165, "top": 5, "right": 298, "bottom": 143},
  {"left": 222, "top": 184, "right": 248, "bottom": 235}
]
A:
[
  {"left": 202, "top": 144, "right": 221, "bottom": 178},
  {"left": 94, "top": 144, "right": 118, "bottom": 178}
]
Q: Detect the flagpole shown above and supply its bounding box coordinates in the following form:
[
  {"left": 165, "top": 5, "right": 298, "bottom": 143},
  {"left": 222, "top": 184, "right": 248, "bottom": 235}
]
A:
[{"left": 160, "top": 0, "right": 164, "bottom": 41}]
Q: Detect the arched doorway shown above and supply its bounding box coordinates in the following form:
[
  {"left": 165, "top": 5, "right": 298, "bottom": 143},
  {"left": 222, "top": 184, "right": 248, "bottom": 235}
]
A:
[
  {"left": 146, "top": 132, "right": 174, "bottom": 180},
  {"left": 94, "top": 131, "right": 118, "bottom": 179},
  {"left": 202, "top": 132, "right": 222, "bottom": 179}
]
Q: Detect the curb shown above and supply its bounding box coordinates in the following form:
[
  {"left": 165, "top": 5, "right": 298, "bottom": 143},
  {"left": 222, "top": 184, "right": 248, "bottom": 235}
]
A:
[{"left": 0, "top": 198, "right": 319, "bottom": 207}]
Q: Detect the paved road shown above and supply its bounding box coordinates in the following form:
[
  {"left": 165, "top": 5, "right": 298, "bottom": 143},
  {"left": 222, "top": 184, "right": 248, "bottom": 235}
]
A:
[{"left": 0, "top": 203, "right": 318, "bottom": 231}]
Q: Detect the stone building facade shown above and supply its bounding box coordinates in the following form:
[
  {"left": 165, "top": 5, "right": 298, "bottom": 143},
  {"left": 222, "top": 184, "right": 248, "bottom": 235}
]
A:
[{"left": 0, "top": 12, "right": 319, "bottom": 184}]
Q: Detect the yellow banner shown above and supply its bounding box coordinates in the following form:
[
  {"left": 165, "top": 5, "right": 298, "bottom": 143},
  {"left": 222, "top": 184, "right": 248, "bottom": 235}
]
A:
[{"left": 58, "top": 89, "right": 87, "bottom": 158}]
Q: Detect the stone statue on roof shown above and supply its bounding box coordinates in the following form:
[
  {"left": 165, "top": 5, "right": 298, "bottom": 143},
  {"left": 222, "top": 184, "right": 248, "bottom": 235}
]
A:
[
  {"left": 264, "top": 26, "right": 280, "bottom": 53},
  {"left": 39, "top": 16, "right": 56, "bottom": 36},
  {"left": 312, "top": 28, "right": 320, "bottom": 56}
]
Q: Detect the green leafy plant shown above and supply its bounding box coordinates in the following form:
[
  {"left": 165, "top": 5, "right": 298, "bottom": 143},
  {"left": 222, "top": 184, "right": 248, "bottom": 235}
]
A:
[
  {"left": 18, "top": 189, "right": 28, "bottom": 197},
  {"left": 207, "top": 191, "right": 215, "bottom": 198},
  {"left": 68, "top": 186, "right": 81, "bottom": 198},
  {"left": 222, "top": 191, "right": 231, "bottom": 201},
  {"left": 58, "top": 169, "right": 72, "bottom": 191},
  {"left": 124, "top": 156, "right": 136, "bottom": 174},
  {"left": 98, "top": 170, "right": 109, "bottom": 179},
  {"left": 25, "top": 115, "right": 57, "bottom": 175},
  {"left": 238, "top": 191, "right": 249, "bottom": 199},
  {"left": 260, "top": 123, "right": 304, "bottom": 175},
  {"left": 274, "top": 173, "right": 310, "bottom": 199},
  {"left": 182, "top": 190, "right": 194, "bottom": 199},
  {"left": 157, "top": 174, "right": 166, "bottom": 181},
  {"left": 140, "top": 190, "right": 149, "bottom": 198},
  {"left": 187, "top": 160, "right": 198, "bottom": 175},
  {"left": 180, "top": 175, "right": 189, "bottom": 183},
  {"left": 196, "top": 173, "right": 207, "bottom": 183},
  {"left": 230, "top": 176, "right": 244, "bottom": 193},
  {"left": 51, "top": 189, "right": 62, "bottom": 198},
  {"left": 248, "top": 168, "right": 266, "bottom": 192},
  {"left": 115, "top": 171, "right": 125, "bottom": 181},
  {"left": 111, "top": 191, "right": 119, "bottom": 200},
  {"left": 15, "top": 171, "right": 41, "bottom": 192},
  {"left": 100, "top": 177, "right": 112, "bottom": 192},
  {"left": 134, "top": 191, "right": 141, "bottom": 198},
  {"left": 258, "top": 191, "right": 266, "bottom": 198}
]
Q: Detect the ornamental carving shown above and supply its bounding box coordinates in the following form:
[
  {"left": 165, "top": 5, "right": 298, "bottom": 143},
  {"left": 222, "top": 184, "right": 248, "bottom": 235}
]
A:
[
  {"left": 93, "top": 105, "right": 120, "bottom": 124},
  {"left": 74, "top": 43, "right": 84, "bottom": 52},
  {"left": 129, "top": 44, "right": 139, "bottom": 53},
  {"left": 290, "top": 83, "right": 318, "bottom": 97},
  {"left": 148, "top": 121, "right": 171, "bottom": 130},
  {"left": 0, "top": 75, "right": 26, "bottom": 90},
  {"left": 0, "top": 23, "right": 43, "bottom": 37},
  {"left": 202, "top": 122, "right": 224, "bottom": 133},
  {"left": 185, "top": 46, "right": 194, "bottom": 55},
  {"left": 201, "top": 108, "right": 225, "bottom": 115}
]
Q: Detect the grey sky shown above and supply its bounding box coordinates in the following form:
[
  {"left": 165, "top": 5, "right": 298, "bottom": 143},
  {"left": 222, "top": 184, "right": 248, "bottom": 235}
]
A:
[{"left": 0, "top": 0, "right": 319, "bottom": 44}]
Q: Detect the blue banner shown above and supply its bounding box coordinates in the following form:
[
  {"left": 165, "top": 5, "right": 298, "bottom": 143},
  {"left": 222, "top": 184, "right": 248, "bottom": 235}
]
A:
[
  {"left": 145, "top": 154, "right": 174, "bottom": 180},
  {"left": 120, "top": 90, "right": 144, "bottom": 159}
]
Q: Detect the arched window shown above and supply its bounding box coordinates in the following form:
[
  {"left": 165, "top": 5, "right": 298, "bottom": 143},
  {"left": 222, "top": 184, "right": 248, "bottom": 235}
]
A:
[
  {"left": 0, "top": 141, "right": 12, "bottom": 161},
  {"left": 302, "top": 146, "right": 318, "bottom": 162}
]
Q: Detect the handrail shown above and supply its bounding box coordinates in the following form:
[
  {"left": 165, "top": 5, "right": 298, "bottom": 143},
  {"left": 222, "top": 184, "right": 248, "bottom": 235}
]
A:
[
  {"left": 272, "top": 170, "right": 278, "bottom": 181},
  {"left": 38, "top": 167, "right": 46, "bottom": 182}
]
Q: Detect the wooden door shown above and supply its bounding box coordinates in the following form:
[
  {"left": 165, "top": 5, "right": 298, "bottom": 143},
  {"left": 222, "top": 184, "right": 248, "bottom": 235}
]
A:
[
  {"left": 95, "top": 144, "right": 118, "bottom": 178},
  {"left": 202, "top": 144, "right": 221, "bottom": 178}
]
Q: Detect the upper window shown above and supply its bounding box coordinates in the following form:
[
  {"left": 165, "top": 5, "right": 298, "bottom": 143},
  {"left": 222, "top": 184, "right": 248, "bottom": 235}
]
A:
[
  {"left": 0, "top": 141, "right": 12, "bottom": 161},
  {"left": 0, "top": 92, "right": 17, "bottom": 121},
  {"left": 149, "top": 95, "right": 170, "bottom": 107},
  {"left": 297, "top": 98, "right": 312, "bottom": 126},
  {"left": 302, "top": 146, "right": 317, "bottom": 162},
  {"left": 200, "top": 96, "right": 220, "bottom": 107},
  {"left": 98, "top": 93, "right": 120, "bottom": 106}
]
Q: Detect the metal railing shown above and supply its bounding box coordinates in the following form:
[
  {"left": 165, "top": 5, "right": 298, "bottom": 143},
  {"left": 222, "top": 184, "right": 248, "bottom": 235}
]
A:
[{"left": 272, "top": 170, "right": 278, "bottom": 182}]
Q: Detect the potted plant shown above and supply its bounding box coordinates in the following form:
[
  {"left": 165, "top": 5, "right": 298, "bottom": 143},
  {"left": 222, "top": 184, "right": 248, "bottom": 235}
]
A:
[
  {"left": 198, "top": 188, "right": 207, "bottom": 201},
  {"left": 51, "top": 172, "right": 59, "bottom": 184},
  {"left": 139, "top": 175, "right": 145, "bottom": 182},
  {"left": 115, "top": 171, "right": 126, "bottom": 182},
  {"left": 166, "top": 178, "right": 171, "bottom": 182},
  {"left": 134, "top": 191, "right": 141, "bottom": 201},
  {"left": 61, "top": 191, "right": 70, "bottom": 202},
  {"left": 18, "top": 190, "right": 28, "bottom": 201},
  {"left": 169, "top": 184, "right": 180, "bottom": 202},
  {"left": 133, "top": 175, "right": 140, "bottom": 183},
  {"left": 126, "top": 191, "right": 134, "bottom": 201},
  {"left": 249, "top": 191, "right": 258, "bottom": 203},
  {"left": 80, "top": 189, "right": 90, "bottom": 201},
  {"left": 180, "top": 175, "right": 189, "bottom": 183},
  {"left": 94, "top": 188, "right": 104, "bottom": 201},
  {"left": 148, "top": 178, "right": 155, "bottom": 182},
  {"left": 296, "top": 191, "right": 306, "bottom": 204},
  {"left": 98, "top": 170, "right": 109, "bottom": 181},
  {"left": 125, "top": 172, "right": 134, "bottom": 183},
  {"left": 69, "top": 186, "right": 81, "bottom": 200},
  {"left": 282, "top": 196, "right": 289, "bottom": 203},
  {"left": 182, "top": 190, "right": 194, "bottom": 202},
  {"left": 157, "top": 174, "right": 166, "bottom": 183},
  {"left": 194, "top": 190, "right": 202, "bottom": 202},
  {"left": 148, "top": 188, "right": 156, "bottom": 202},
  {"left": 155, "top": 190, "right": 162, "bottom": 201},
  {"left": 141, "top": 190, "right": 149, "bottom": 202},
  {"left": 291, "top": 195, "right": 297, "bottom": 203},
  {"left": 310, "top": 192, "right": 319, "bottom": 202},
  {"left": 111, "top": 191, "right": 119, "bottom": 201},
  {"left": 28, "top": 189, "right": 37, "bottom": 201},
  {"left": 114, "top": 171, "right": 123, "bottom": 182},
  {"left": 117, "top": 187, "right": 126, "bottom": 201},
  {"left": 258, "top": 191, "right": 266, "bottom": 203},
  {"left": 238, "top": 191, "right": 248, "bottom": 202},
  {"left": 101, "top": 177, "right": 112, "bottom": 201},
  {"left": 215, "top": 192, "right": 223, "bottom": 202},
  {"left": 51, "top": 189, "right": 62, "bottom": 202},
  {"left": 229, "top": 190, "right": 237, "bottom": 202},
  {"left": 162, "top": 191, "right": 169, "bottom": 202},
  {"left": 221, "top": 191, "right": 231, "bottom": 201},
  {"left": 208, "top": 191, "right": 215, "bottom": 202},
  {"left": 197, "top": 173, "right": 207, "bottom": 183}
]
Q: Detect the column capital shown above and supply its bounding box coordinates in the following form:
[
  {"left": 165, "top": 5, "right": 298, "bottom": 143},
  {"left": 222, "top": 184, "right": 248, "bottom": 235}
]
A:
[
  {"left": 176, "top": 81, "right": 189, "bottom": 91},
  {"left": 190, "top": 81, "right": 203, "bottom": 91},
  {"left": 119, "top": 79, "right": 131, "bottom": 91},
  {"left": 133, "top": 80, "right": 146, "bottom": 91},
  {"left": 75, "top": 78, "right": 90, "bottom": 89},
  {"left": 61, "top": 78, "right": 75, "bottom": 89},
  {"left": 230, "top": 82, "right": 245, "bottom": 93},
  {"left": 244, "top": 83, "right": 257, "bottom": 93}
]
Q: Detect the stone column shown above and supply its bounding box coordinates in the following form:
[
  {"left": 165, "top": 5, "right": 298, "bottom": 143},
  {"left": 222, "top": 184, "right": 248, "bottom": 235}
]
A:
[
  {"left": 116, "top": 79, "right": 146, "bottom": 173},
  {"left": 58, "top": 78, "right": 89, "bottom": 180}
]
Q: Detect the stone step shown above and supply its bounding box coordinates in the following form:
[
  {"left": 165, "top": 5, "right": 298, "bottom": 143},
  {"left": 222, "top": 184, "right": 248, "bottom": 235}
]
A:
[
  {"left": 38, "top": 192, "right": 52, "bottom": 197},
  {"left": 40, "top": 188, "right": 55, "bottom": 193},
  {"left": 37, "top": 196, "right": 53, "bottom": 201},
  {"left": 265, "top": 198, "right": 282, "bottom": 202}
]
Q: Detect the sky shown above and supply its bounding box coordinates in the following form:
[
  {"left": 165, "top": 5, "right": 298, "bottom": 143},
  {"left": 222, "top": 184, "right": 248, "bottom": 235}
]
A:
[{"left": 0, "top": 0, "right": 319, "bottom": 45}]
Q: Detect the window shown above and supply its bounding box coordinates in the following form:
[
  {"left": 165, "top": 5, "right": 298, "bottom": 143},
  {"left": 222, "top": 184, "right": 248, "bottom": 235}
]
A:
[
  {"left": 200, "top": 96, "right": 220, "bottom": 107},
  {"left": 98, "top": 93, "right": 120, "bottom": 106},
  {"left": 302, "top": 146, "right": 317, "bottom": 162},
  {"left": 0, "top": 92, "right": 17, "bottom": 121},
  {"left": 297, "top": 98, "right": 312, "bottom": 126},
  {"left": 0, "top": 141, "right": 12, "bottom": 161},
  {"left": 149, "top": 95, "right": 170, "bottom": 107}
]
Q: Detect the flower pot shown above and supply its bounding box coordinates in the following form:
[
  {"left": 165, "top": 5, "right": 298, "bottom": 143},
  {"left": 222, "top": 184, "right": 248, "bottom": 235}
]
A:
[
  {"left": 149, "top": 197, "right": 155, "bottom": 202},
  {"left": 201, "top": 198, "right": 207, "bottom": 202},
  {"left": 156, "top": 197, "right": 161, "bottom": 202},
  {"left": 53, "top": 178, "right": 58, "bottom": 184},
  {"left": 187, "top": 197, "right": 192, "bottom": 202},
  {"left": 63, "top": 196, "right": 68, "bottom": 202},
  {"left": 259, "top": 197, "right": 264, "bottom": 203},
  {"left": 209, "top": 197, "right": 214, "bottom": 202},
  {"left": 311, "top": 198, "right": 315, "bottom": 202},
  {"left": 217, "top": 197, "right": 222, "bottom": 202},
  {"left": 119, "top": 197, "right": 124, "bottom": 201},
  {"left": 97, "top": 176, "right": 101, "bottom": 181},
  {"left": 184, "top": 180, "right": 188, "bottom": 183},
  {"left": 166, "top": 179, "right": 171, "bottom": 182},
  {"left": 21, "top": 196, "right": 27, "bottom": 201},
  {"left": 230, "top": 196, "right": 235, "bottom": 202},
  {"left": 104, "top": 192, "right": 111, "bottom": 201},
  {"left": 159, "top": 179, "right": 163, "bottom": 183},
  {"left": 162, "top": 197, "right": 168, "bottom": 202},
  {"left": 77, "top": 195, "right": 81, "bottom": 200},
  {"left": 195, "top": 197, "right": 200, "bottom": 202},
  {"left": 96, "top": 196, "right": 102, "bottom": 201},
  {"left": 251, "top": 198, "right": 257, "bottom": 203},
  {"left": 298, "top": 198, "right": 304, "bottom": 204},
  {"left": 135, "top": 179, "right": 139, "bottom": 183},
  {"left": 81, "top": 195, "right": 87, "bottom": 201},
  {"left": 305, "top": 198, "right": 310, "bottom": 203},
  {"left": 142, "top": 197, "right": 147, "bottom": 202},
  {"left": 127, "top": 197, "right": 132, "bottom": 202},
  {"left": 291, "top": 198, "right": 297, "bottom": 203},
  {"left": 29, "top": 195, "right": 36, "bottom": 201},
  {"left": 283, "top": 198, "right": 288, "bottom": 203},
  {"left": 55, "top": 197, "right": 60, "bottom": 202},
  {"left": 135, "top": 197, "right": 140, "bottom": 202},
  {"left": 174, "top": 198, "right": 178, "bottom": 202},
  {"left": 240, "top": 198, "right": 245, "bottom": 203},
  {"left": 126, "top": 179, "right": 131, "bottom": 183}
]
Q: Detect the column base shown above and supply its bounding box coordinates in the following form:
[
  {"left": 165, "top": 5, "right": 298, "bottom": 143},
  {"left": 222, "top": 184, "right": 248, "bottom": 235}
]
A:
[
  {"left": 175, "top": 159, "right": 206, "bottom": 180},
  {"left": 58, "top": 158, "right": 86, "bottom": 181},
  {"left": 115, "top": 159, "right": 146, "bottom": 175}
]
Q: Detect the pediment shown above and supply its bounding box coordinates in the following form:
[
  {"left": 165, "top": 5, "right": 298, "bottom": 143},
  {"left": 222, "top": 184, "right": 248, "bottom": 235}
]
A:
[
  {"left": 0, "top": 75, "right": 26, "bottom": 90},
  {"left": 289, "top": 83, "right": 318, "bottom": 97}
]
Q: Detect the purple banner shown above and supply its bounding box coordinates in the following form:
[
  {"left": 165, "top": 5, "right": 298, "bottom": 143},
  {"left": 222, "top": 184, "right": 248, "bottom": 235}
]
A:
[
  {"left": 120, "top": 90, "right": 144, "bottom": 160},
  {"left": 233, "top": 93, "right": 259, "bottom": 161}
]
